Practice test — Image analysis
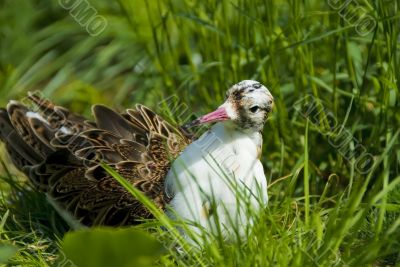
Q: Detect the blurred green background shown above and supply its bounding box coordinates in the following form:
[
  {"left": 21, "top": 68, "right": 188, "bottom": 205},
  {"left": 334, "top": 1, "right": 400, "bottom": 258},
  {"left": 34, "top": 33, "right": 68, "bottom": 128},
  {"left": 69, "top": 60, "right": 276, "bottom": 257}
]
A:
[{"left": 0, "top": 0, "right": 399, "bottom": 266}]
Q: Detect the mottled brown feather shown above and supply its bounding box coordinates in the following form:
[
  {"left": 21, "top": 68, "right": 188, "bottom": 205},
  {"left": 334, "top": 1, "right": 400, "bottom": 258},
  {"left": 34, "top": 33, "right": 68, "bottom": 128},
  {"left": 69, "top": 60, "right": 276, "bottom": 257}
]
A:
[{"left": 0, "top": 95, "right": 192, "bottom": 227}]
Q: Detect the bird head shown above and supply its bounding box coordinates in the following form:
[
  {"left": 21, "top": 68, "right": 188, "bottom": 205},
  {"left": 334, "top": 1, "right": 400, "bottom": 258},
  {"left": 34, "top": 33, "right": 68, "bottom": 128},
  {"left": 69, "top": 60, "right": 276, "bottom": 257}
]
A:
[{"left": 187, "top": 80, "right": 274, "bottom": 132}]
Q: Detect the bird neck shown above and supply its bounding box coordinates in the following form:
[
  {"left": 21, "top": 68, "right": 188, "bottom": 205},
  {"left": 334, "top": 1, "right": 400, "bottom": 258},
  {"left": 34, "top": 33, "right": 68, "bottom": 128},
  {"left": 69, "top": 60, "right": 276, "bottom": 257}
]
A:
[
  {"left": 210, "top": 122, "right": 262, "bottom": 146},
  {"left": 215, "top": 121, "right": 260, "bottom": 135},
  {"left": 204, "top": 122, "right": 263, "bottom": 166}
]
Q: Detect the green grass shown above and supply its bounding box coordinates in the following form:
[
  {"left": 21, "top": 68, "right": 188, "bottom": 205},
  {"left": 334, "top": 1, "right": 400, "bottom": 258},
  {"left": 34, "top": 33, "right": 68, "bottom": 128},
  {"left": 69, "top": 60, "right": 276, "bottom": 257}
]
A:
[{"left": 0, "top": 0, "right": 399, "bottom": 266}]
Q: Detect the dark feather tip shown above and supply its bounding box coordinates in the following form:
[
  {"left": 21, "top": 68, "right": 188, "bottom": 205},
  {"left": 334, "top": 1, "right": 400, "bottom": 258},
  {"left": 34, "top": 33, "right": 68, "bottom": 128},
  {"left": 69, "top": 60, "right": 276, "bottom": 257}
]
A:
[{"left": 181, "top": 118, "right": 200, "bottom": 130}]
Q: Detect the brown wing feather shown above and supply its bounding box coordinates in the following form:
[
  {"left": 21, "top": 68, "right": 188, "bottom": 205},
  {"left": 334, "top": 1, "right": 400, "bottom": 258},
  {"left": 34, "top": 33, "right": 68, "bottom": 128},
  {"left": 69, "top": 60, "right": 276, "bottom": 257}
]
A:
[{"left": 0, "top": 94, "right": 192, "bottom": 226}]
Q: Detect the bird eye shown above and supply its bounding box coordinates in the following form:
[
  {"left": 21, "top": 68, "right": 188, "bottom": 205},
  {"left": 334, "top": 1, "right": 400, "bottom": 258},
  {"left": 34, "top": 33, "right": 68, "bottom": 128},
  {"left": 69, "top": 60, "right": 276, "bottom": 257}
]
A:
[{"left": 249, "top": 105, "right": 260, "bottom": 113}]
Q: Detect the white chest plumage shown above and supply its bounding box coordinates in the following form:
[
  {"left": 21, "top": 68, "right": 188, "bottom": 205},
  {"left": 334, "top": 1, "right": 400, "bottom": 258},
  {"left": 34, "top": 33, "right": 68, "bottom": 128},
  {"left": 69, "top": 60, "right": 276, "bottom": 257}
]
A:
[{"left": 165, "top": 122, "right": 268, "bottom": 241}]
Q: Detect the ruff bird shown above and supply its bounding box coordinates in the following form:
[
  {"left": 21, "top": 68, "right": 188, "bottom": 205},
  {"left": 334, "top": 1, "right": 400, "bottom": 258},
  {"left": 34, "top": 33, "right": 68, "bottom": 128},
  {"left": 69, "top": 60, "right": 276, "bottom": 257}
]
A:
[{"left": 0, "top": 80, "right": 273, "bottom": 238}]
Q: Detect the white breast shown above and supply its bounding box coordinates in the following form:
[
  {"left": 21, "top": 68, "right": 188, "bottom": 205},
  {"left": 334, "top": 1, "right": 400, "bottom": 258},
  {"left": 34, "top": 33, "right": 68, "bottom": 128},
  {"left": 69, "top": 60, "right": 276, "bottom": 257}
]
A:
[{"left": 165, "top": 123, "right": 268, "bottom": 242}]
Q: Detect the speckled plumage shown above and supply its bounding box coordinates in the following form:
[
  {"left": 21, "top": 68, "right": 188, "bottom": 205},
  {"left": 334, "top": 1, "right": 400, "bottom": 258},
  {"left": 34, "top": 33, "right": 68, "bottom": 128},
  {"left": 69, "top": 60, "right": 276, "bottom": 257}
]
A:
[
  {"left": 0, "top": 93, "right": 191, "bottom": 226},
  {"left": 0, "top": 80, "right": 273, "bottom": 233}
]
